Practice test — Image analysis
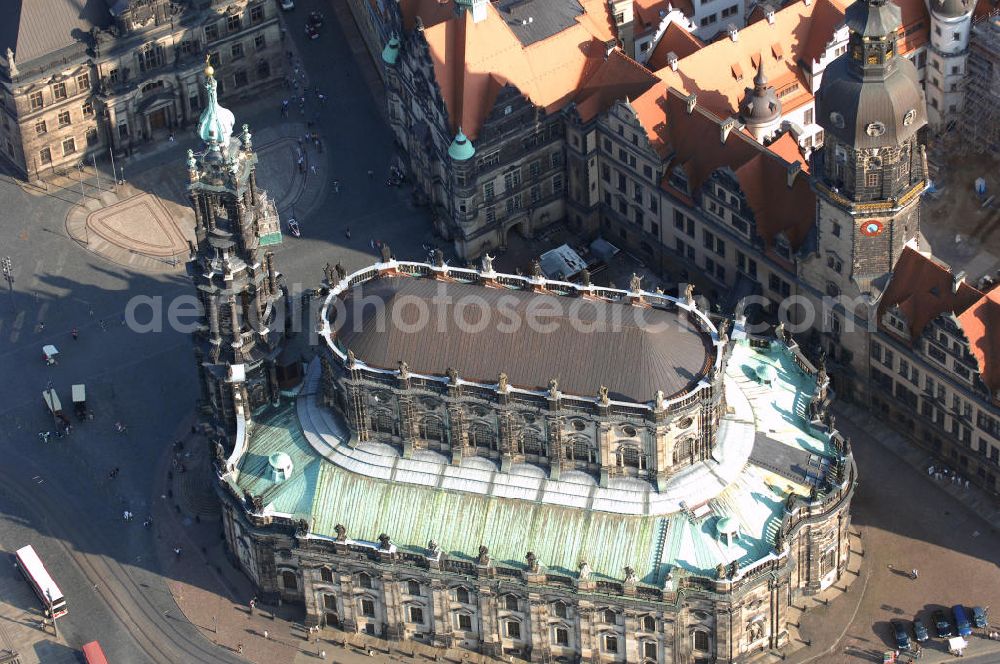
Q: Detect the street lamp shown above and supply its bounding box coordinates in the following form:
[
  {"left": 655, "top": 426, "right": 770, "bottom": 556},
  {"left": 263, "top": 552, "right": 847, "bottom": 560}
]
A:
[{"left": 1, "top": 256, "right": 14, "bottom": 311}]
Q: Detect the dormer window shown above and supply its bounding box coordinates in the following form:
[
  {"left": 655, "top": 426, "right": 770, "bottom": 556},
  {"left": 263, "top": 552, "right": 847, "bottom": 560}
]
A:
[
  {"left": 774, "top": 235, "right": 791, "bottom": 258},
  {"left": 669, "top": 166, "right": 689, "bottom": 192}
]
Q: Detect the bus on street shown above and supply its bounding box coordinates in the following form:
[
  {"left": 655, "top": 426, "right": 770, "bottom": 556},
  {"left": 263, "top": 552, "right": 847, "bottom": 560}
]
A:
[
  {"left": 81, "top": 640, "right": 109, "bottom": 664},
  {"left": 14, "top": 544, "right": 67, "bottom": 618}
]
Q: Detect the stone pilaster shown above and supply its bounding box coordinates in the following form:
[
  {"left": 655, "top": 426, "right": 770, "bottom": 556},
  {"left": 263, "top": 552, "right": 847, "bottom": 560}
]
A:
[
  {"left": 546, "top": 413, "right": 563, "bottom": 480},
  {"left": 597, "top": 421, "right": 612, "bottom": 487}
]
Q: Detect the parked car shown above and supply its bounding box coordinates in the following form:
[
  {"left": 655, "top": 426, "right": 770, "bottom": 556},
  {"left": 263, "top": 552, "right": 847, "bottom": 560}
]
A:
[
  {"left": 953, "top": 605, "right": 973, "bottom": 637},
  {"left": 891, "top": 620, "right": 912, "bottom": 651},
  {"left": 972, "top": 606, "right": 988, "bottom": 629},
  {"left": 913, "top": 617, "right": 929, "bottom": 642},
  {"left": 933, "top": 610, "right": 953, "bottom": 638}
]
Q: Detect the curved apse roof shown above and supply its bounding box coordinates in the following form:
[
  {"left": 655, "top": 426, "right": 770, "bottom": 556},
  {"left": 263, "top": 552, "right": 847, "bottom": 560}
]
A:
[{"left": 330, "top": 277, "right": 714, "bottom": 403}]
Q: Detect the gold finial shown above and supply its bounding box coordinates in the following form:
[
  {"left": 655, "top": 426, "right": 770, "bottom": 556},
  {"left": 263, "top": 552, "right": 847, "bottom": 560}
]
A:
[{"left": 204, "top": 54, "right": 214, "bottom": 78}]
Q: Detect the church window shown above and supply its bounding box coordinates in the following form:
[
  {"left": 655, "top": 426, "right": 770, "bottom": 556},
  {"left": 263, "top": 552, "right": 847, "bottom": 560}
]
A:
[
  {"left": 505, "top": 595, "right": 519, "bottom": 611},
  {"left": 281, "top": 570, "right": 298, "bottom": 590},
  {"left": 519, "top": 428, "right": 544, "bottom": 456},
  {"left": 506, "top": 620, "right": 521, "bottom": 638},
  {"left": 456, "top": 587, "right": 471, "bottom": 604},
  {"left": 605, "top": 635, "right": 619, "bottom": 653},
  {"left": 554, "top": 602, "right": 568, "bottom": 619},
  {"left": 643, "top": 615, "right": 656, "bottom": 631},
  {"left": 617, "top": 444, "right": 644, "bottom": 469},
  {"left": 644, "top": 641, "right": 658, "bottom": 658},
  {"left": 323, "top": 594, "right": 336, "bottom": 610},
  {"left": 372, "top": 409, "right": 395, "bottom": 435},
  {"left": 693, "top": 630, "right": 710, "bottom": 651},
  {"left": 604, "top": 609, "right": 617, "bottom": 624},
  {"left": 419, "top": 416, "right": 444, "bottom": 442},
  {"left": 556, "top": 627, "right": 570, "bottom": 645},
  {"left": 358, "top": 573, "right": 373, "bottom": 589},
  {"left": 320, "top": 567, "right": 334, "bottom": 582},
  {"left": 361, "top": 599, "right": 376, "bottom": 616},
  {"left": 866, "top": 172, "right": 880, "bottom": 188},
  {"left": 673, "top": 438, "right": 693, "bottom": 464},
  {"left": 458, "top": 613, "right": 473, "bottom": 630},
  {"left": 407, "top": 580, "right": 421, "bottom": 595},
  {"left": 470, "top": 421, "right": 496, "bottom": 450}
]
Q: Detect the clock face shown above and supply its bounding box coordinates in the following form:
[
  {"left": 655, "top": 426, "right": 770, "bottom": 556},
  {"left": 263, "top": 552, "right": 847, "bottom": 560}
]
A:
[{"left": 861, "top": 220, "right": 884, "bottom": 236}]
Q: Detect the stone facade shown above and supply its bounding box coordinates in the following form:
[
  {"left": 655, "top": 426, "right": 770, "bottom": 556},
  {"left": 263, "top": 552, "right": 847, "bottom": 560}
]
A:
[
  {"left": 218, "top": 423, "right": 854, "bottom": 664},
  {"left": 0, "top": 0, "right": 284, "bottom": 181}
]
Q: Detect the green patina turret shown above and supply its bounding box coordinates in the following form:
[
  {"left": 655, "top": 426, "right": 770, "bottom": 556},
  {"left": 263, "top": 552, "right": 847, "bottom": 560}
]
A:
[
  {"left": 447, "top": 128, "right": 475, "bottom": 161},
  {"left": 196, "top": 59, "right": 235, "bottom": 148},
  {"left": 381, "top": 33, "right": 400, "bottom": 65}
]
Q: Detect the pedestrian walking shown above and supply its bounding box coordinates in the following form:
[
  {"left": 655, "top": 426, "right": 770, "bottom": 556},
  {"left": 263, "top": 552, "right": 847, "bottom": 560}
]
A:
[
  {"left": 237, "top": 643, "right": 244, "bottom": 654},
  {"left": 319, "top": 650, "right": 326, "bottom": 660},
  {"left": 911, "top": 568, "right": 918, "bottom": 579},
  {"left": 264, "top": 630, "right": 269, "bottom": 640},
  {"left": 345, "top": 227, "right": 351, "bottom": 240},
  {"left": 367, "top": 169, "right": 374, "bottom": 178},
  {"left": 174, "top": 547, "right": 182, "bottom": 557},
  {"left": 37, "top": 321, "right": 45, "bottom": 333},
  {"left": 168, "top": 131, "right": 175, "bottom": 142},
  {"left": 310, "top": 165, "right": 317, "bottom": 175},
  {"left": 71, "top": 327, "right": 78, "bottom": 340}
]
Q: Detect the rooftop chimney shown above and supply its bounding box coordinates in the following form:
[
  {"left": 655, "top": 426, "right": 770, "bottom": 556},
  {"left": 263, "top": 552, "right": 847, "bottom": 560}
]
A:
[
  {"left": 727, "top": 24, "right": 739, "bottom": 41},
  {"left": 762, "top": 3, "right": 776, "bottom": 23},
  {"left": 685, "top": 92, "right": 697, "bottom": 113},
  {"left": 953, "top": 270, "right": 967, "bottom": 293},
  {"left": 787, "top": 160, "right": 802, "bottom": 187},
  {"left": 720, "top": 117, "right": 737, "bottom": 142},
  {"left": 667, "top": 51, "right": 679, "bottom": 70}
]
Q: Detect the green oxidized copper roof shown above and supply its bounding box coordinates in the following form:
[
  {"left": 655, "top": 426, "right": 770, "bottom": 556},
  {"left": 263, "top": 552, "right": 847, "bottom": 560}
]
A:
[
  {"left": 259, "top": 231, "right": 283, "bottom": 246},
  {"left": 197, "top": 68, "right": 235, "bottom": 146},
  {"left": 447, "top": 128, "right": 475, "bottom": 161},
  {"left": 237, "top": 341, "right": 833, "bottom": 584},
  {"left": 382, "top": 34, "right": 400, "bottom": 65}
]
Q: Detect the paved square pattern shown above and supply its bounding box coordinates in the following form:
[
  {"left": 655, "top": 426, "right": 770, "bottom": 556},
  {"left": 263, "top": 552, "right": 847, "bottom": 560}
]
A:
[{"left": 86, "top": 193, "right": 189, "bottom": 258}]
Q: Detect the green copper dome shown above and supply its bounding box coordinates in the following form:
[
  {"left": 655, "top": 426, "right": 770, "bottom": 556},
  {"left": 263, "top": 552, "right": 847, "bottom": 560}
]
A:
[
  {"left": 382, "top": 34, "right": 400, "bottom": 65},
  {"left": 448, "top": 128, "right": 475, "bottom": 161},
  {"left": 716, "top": 516, "right": 737, "bottom": 536},
  {"left": 197, "top": 63, "right": 235, "bottom": 146}
]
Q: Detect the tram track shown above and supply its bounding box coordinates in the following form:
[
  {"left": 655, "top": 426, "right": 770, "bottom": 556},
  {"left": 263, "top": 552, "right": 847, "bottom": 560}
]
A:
[{"left": 1, "top": 441, "right": 242, "bottom": 664}]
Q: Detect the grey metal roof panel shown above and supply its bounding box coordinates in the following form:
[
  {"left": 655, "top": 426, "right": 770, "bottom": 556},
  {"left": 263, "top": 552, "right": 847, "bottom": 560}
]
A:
[
  {"left": 493, "top": 0, "right": 586, "bottom": 46},
  {"left": 1, "top": 0, "right": 110, "bottom": 66},
  {"left": 816, "top": 55, "right": 926, "bottom": 149},
  {"left": 332, "top": 277, "right": 714, "bottom": 402},
  {"left": 844, "top": 0, "right": 901, "bottom": 37}
]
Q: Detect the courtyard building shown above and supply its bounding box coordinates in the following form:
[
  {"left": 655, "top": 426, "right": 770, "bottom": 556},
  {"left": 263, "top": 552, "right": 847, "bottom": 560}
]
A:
[{"left": 0, "top": 0, "right": 285, "bottom": 181}]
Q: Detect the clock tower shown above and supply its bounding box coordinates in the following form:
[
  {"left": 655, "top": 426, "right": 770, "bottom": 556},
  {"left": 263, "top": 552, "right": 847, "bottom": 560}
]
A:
[{"left": 811, "top": 0, "right": 928, "bottom": 297}]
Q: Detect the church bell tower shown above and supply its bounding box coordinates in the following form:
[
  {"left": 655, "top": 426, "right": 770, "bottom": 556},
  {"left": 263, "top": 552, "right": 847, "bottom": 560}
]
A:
[
  {"left": 186, "top": 60, "right": 286, "bottom": 440},
  {"left": 811, "top": 0, "right": 928, "bottom": 297}
]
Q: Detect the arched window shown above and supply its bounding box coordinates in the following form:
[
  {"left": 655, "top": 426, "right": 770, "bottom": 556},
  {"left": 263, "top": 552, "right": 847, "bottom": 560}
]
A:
[
  {"left": 419, "top": 416, "right": 444, "bottom": 442},
  {"left": 604, "top": 608, "right": 617, "bottom": 624},
  {"left": 506, "top": 620, "right": 522, "bottom": 639},
  {"left": 407, "top": 579, "right": 421, "bottom": 596},
  {"left": 642, "top": 615, "right": 656, "bottom": 631},
  {"left": 519, "top": 427, "right": 545, "bottom": 456},
  {"left": 568, "top": 436, "right": 593, "bottom": 463},
  {"left": 371, "top": 408, "right": 395, "bottom": 435},
  {"left": 693, "top": 630, "right": 710, "bottom": 651},
  {"left": 554, "top": 601, "right": 568, "bottom": 619},
  {"left": 504, "top": 594, "right": 519, "bottom": 611},
  {"left": 323, "top": 594, "right": 337, "bottom": 610},
  {"left": 673, "top": 437, "right": 694, "bottom": 465},
  {"left": 617, "top": 443, "right": 645, "bottom": 469},
  {"left": 469, "top": 420, "right": 496, "bottom": 450},
  {"left": 357, "top": 572, "right": 372, "bottom": 589},
  {"left": 281, "top": 570, "right": 298, "bottom": 590},
  {"left": 320, "top": 566, "right": 334, "bottom": 583},
  {"left": 455, "top": 587, "right": 471, "bottom": 604}
]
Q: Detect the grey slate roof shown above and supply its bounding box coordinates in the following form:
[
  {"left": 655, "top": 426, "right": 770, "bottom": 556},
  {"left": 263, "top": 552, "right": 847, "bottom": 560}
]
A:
[
  {"left": 816, "top": 55, "right": 926, "bottom": 149},
  {"left": 928, "top": 0, "right": 974, "bottom": 17},
  {"left": 493, "top": 0, "right": 586, "bottom": 46},
  {"left": 844, "top": 0, "right": 900, "bottom": 38},
  {"left": 1, "top": 0, "right": 110, "bottom": 66},
  {"left": 332, "top": 277, "right": 714, "bottom": 402}
]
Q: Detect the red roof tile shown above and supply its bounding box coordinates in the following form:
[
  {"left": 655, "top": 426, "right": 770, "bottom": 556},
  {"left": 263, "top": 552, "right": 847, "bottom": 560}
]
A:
[
  {"left": 878, "top": 246, "right": 983, "bottom": 343},
  {"left": 574, "top": 49, "right": 662, "bottom": 122},
  {"left": 959, "top": 288, "right": 1000, "bottom": 395},
  {"left": 647, "top": 22, "right": 705, "bottom": 70}
]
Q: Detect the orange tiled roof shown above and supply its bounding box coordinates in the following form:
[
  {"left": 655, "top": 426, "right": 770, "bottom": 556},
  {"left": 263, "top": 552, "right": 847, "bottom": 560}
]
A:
[
  {"left": 959, "top": 288, "right": 1000, "bottom": 394},
  {"left": 767, "top": 131, "right": 809, "bottom": 173},
  {"left": 420, "top": 1, "right": 620, "bottom": 138},
  {"left": 631, "top": 87, "right": 816, "bottom": 249},
  {"left": 635, "top": 0, "right": 672, "bottom": 30},
  {"left": 878, "top": 246, "right": 983, "bottom": 343},
  {"left": 652, "top": 0, "right": 851, "bottom": 121},
  {"left": 574, "top": 50, "right": 662, "bottom": 122},
  {"left": 647, "top": 22, "right": 705, "bottom": 70},
  {"left": 801, "top": 0, "right": 850, "bottom": 64},
  {"left": 896, "top": 0, "right": 931, "bottom": 52}
]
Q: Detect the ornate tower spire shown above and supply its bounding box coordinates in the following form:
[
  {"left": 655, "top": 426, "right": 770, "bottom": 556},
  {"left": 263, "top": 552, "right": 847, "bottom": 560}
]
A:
[
  {"left": 186, "top": 63, "right": 288, "bottom": 442},
  {"left": 811, "top": 0, "right": 927, "bottom": 295},
  {"left": 739, "top": 57, "right": 781, "bottom": 141}
]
